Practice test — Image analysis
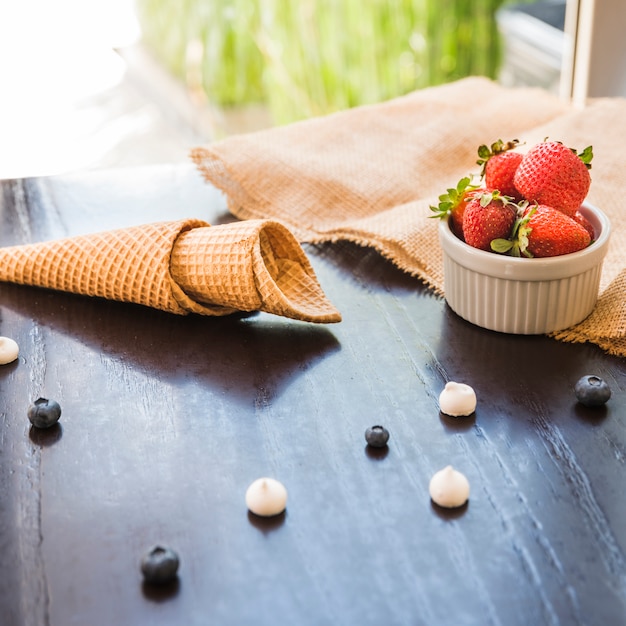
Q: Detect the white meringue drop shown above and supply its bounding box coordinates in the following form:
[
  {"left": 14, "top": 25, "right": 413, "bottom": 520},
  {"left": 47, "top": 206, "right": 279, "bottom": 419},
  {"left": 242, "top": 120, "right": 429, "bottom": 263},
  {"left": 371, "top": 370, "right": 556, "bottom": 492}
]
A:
[
  {"left": 0, "top": 336, "right": 19, "bottom": 365},
  {"left": 438, "top": 381, "right": 476, "bottom": 417},
  {"left": 429, "top": 465, "right": 470, "bottom": 508},
  {"left": 245, "top": 477, "right": 288, "bottom": 517}
]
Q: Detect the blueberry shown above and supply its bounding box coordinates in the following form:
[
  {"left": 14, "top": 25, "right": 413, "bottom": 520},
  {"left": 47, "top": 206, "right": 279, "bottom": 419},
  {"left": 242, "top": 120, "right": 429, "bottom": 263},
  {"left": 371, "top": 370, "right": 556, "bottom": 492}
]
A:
[
  {"left": 575, "top": 375, "right": 611, "bottom": 407},
  {"left": 365, "top": 425, "right": 390, "bottom": 448},
  {"left": 27, "top": 398, "right": 62, "bottom": 429},
  {"left": 141, "top": 546, "right": 180, "bottom": 584}
]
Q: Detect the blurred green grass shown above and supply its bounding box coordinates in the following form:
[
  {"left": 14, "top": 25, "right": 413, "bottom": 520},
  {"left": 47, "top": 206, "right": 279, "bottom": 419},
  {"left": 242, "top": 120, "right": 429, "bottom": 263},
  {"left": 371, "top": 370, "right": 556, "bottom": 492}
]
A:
[{"left": 135, "top": 0, "right": 536, "bottom": 126}]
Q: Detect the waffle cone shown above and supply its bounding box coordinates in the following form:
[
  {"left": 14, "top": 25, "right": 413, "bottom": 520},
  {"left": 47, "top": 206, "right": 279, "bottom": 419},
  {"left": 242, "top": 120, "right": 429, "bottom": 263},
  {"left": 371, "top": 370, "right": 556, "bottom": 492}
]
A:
[{"left": 0, "top": 219, "right": 341, "bottom": 323}]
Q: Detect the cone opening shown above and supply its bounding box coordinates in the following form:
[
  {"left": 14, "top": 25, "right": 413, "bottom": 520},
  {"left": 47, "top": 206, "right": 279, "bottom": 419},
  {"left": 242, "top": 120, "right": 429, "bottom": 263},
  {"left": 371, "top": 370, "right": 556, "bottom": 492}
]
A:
[{"left": 255, "top": 222, "right": 341, "bottom": 322}]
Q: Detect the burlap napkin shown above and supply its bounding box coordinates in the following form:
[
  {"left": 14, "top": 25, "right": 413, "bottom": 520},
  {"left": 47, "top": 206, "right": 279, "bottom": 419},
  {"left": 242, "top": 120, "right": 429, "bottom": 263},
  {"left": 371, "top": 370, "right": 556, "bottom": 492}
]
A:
[
  {"left": 0, "top": 219, "right": 341, "bottom": 323},
  {"left": 191, "top": 76, "right": 626, "bottom": 357}
]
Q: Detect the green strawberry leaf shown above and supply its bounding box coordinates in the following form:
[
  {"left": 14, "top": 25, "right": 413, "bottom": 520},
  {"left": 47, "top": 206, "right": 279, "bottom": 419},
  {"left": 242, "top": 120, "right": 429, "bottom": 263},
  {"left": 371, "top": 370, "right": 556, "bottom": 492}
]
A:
[
  {"left": 490, "top": 238, "right": 514, "bottom": 254},
  {"left": 478, "top": 191, "right": 493, "bottom": 207},
  {"left": 456, "top": 177, "right": 470, "bottom": 193},
  {"left": 578, "top": 145, "right": 593, "bottom": 169},
  {"left": 429, "top": 176, "right": 478, "bottom": 219}
]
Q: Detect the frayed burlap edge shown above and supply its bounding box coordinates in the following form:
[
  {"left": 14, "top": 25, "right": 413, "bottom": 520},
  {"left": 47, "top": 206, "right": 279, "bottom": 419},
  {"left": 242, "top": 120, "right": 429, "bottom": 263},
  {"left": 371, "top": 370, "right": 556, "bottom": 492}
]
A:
[{"left": 551, "top": 269, "right": 626, "bottom": 358}]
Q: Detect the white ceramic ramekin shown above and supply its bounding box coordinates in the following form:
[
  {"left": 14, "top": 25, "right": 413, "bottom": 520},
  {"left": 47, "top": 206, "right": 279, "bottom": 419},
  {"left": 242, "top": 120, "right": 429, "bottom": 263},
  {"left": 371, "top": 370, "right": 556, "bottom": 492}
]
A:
[{"left": 438, "top": 202, "right": 611, "bottom": 334}]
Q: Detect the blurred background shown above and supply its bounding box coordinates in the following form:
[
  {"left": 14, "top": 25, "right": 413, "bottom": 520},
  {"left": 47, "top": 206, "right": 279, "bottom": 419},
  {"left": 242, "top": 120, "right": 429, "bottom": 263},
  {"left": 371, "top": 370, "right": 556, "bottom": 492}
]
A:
[{"left": 0, "top": 0, "right": 568, "bottom": 179}]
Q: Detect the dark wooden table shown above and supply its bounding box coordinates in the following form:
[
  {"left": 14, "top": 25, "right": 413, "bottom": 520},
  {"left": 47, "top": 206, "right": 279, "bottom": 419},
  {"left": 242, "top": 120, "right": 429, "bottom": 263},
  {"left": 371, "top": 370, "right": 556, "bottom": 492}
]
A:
[{"left": 1, "top": 164, "right": 625, "bottom": 626}]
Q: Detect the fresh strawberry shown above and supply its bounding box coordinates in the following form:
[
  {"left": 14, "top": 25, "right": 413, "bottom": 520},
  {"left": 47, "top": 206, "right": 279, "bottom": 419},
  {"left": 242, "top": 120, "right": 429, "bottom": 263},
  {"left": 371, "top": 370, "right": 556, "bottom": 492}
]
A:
[
  {"left": 492, "top": 204, "right": 591, "bottom": 257},
  {"left": 485, "top": 152, "right": 524, "bottom": 199},
  {"left": 572, "top": 211, "right": 595, "bottom": 240},
  {"left": 429, "top": 176, "right": 479, "bottom": 240},
  {"left": 476, "top": 139, "right": 523, "bottom": 199},
  {"left": 513, "top": 141, "right": 593, "bottom": 216},
  {"left": 462, "top": 190, "right": 517, "bottom": 251}
]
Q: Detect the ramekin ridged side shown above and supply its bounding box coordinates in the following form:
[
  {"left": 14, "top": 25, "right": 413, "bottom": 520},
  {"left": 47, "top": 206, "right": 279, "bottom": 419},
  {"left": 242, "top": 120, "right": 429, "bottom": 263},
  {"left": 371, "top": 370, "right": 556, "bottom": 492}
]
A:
[{"left": 442, "top": 252, "right": 604, "bottom": 333}]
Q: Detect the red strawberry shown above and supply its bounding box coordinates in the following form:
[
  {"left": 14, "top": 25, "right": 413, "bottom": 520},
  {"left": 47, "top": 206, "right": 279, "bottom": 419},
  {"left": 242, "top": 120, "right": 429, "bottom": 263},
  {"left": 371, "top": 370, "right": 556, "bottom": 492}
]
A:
[
  {"left": 429, "top": 176, "right": 479, "bottom": 240},
  {"left": 572, "top": 211, "right": 595, "bottom": 240},
  {"left": 513, "top": 141, "right": 592, "bottom": 216},
  {"left": 495, "top": 204, "right": 590, "bottom": 258},
  {"left": 524, "top": 205, "right": 591, "bottom": 257},
  {"left": 485, "top": 152, "right": 524, "bottom": 198},
  {"left": 477, "top": 139, "right": 523, "bottom": 199},
  {"left": 462, "top": 190, "right": 517, "bottom": 251}
]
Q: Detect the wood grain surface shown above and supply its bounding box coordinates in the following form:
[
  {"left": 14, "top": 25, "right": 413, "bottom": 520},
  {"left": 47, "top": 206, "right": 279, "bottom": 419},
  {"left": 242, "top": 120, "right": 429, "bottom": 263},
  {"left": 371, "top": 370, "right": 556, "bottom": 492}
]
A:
[{"left": 1, "top": 164, "right": 625, "bottom": 626}]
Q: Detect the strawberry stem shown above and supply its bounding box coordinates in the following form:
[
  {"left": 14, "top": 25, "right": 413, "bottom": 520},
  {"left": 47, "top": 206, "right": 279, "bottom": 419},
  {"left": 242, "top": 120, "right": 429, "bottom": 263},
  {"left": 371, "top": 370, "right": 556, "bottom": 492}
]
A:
[
  {"left": 490, "top": 201, "right": 534, "bottom": 257},
  {"left": 471, "top": 189, "right": 516, "bottom": 208}
]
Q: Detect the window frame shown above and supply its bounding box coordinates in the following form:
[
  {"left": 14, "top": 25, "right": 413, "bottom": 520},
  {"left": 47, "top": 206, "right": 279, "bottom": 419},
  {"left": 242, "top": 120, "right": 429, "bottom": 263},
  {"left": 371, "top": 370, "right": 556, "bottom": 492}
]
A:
[{"left": 560, "top": 0, "right": 626, "bottom": 104}]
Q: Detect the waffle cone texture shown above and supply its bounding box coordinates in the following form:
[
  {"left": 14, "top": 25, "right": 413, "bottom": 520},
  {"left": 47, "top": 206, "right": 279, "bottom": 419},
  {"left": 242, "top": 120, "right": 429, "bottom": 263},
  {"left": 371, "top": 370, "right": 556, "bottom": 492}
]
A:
[{"left": 0, "top": 219, "right": 341, "bottom": 323}]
